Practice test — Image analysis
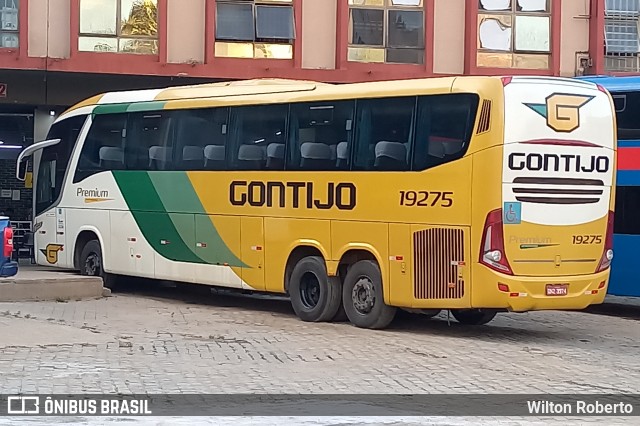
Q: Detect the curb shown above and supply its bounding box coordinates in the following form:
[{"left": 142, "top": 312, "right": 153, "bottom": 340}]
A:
[{"left": 0, "top": 276, "right": 105, "bottom": 302}]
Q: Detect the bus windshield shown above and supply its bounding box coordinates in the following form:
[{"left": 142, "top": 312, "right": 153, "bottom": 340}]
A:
[{"left": 35, "top": 115, "right": 86, "bottom": 216}]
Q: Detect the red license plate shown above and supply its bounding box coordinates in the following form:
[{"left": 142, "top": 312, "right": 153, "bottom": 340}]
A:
[{"left": 546, "top": 284, "right": 568, "bottom": 296}]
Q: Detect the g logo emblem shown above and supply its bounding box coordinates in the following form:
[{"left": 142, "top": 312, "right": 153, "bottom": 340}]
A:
[
  {"left": 525, "top": 93, "right": 594, "bottom": 133},
  {"left": 40, "top": 244, "right": 64, "bottom": 264}
]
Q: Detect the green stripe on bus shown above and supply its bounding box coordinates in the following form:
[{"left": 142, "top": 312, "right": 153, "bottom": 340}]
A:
[
  {"left": 148, "top": 172, "right": 204, "bottom": 214},
  {"left": 127, "top": 101, "right": 167, "bottom": 112},
  {"left": 134, "top": 210, "right": 204, "bottom": 264},
  {"left": 148, "top": 172, "right": 247, "bottom": 268},
  {"left": 93, "top": 104, "right": 131, "bottom": 115},
  {"left": 112, "top": 171, "right": 206, "bottom": 265},
  {"left": 93, "top": 101, "right": 167, "bottom": 116}
]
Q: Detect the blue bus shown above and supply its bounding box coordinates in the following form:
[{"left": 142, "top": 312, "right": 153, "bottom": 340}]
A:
[{"left": 577, "top": 75, "right": 640, "bottom": 297}]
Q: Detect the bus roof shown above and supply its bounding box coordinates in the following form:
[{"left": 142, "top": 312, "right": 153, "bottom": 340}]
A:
[
  {"left": 61, "top": 75, "right": 600, "bottom": 119},
  {"left": 576, "top": 75, "right": 640, "bottom": 92},
  {"left": 62, "top": 76, "right": 454, "bottom": 117}
]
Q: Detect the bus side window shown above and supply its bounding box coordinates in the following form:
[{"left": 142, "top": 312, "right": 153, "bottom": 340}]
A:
[
  {"left": 174, "top": 108, "right": 228, "bottom": 171},
  {"left": 413, "top": 93, "right": 479, "bottom": 171},
  {"left": 288, "top": 100, "right": 355, "bottom": 171},
  {"left": 126, "top": 112, "right": 175, "bottom": 171},
  {"left": 353, "top": 97, "right": 415, "bottom": 171},
  {"left": 228, "top": 104, "right": 288, "bottom": 171},
  {"left": 614, "top": 91, "right": 640, "bottom": 140},
  {"left": 74, "top": 113, "right": 126, "bottom": 183},
  {"left": 614, "top": 186, "right": 640, "bottom": 235}
]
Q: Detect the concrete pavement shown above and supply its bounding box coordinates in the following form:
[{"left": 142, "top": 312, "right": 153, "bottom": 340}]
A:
[{"left": 0, "top": 266, "right": 639, "bottom": 424}]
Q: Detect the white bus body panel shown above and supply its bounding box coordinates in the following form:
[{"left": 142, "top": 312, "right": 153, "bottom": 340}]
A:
[{"left": 502, "top": 77, "right": 615, "bottom": 227}]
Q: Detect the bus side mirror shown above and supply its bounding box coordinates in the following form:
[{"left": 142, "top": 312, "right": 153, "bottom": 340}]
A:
[
  {"left": 15, "top": 138, "right": 61, "bottom": 181},
  {"left": 16, "top": 159, "right": 28, "bottom": 182}
]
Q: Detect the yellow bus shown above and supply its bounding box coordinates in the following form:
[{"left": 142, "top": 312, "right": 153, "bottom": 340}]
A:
[{"left": 16, "top": 76, "right": 617, "bottom": 329}]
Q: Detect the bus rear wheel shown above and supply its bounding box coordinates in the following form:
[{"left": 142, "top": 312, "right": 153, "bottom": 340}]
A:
[
  {"left": 289, "top": 256, "right": 342, "bottom": 322},
  {"left": 79, "top": 239, "right": 120, "bottom": 290},
  {"left": 342, "top": 260, "right": 396, "bottom": 329},
  {"left": 451, "top": 309, "right": 497, "bottom": 325}
]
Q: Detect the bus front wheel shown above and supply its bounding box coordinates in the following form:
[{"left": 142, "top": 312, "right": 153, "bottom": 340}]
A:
[
  {"left": 289, "top": 256, "right": 342, "bottom": 322},
  {"left": 342, "top": 260, "right": 396, "bottom": 329},
  {"left": 79, "top": 239, "right": 120, "bottom": 290},
  {"left": 451, "top": 309, "right": 497, "bottom": 325}
]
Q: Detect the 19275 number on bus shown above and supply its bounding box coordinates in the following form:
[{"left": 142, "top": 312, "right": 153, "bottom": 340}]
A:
[
  {"left": 399, "top": 191, "right": 454, "bottom": 207},
  {"left": 572, "top": 235, "right": 602, "bottom": 245}
]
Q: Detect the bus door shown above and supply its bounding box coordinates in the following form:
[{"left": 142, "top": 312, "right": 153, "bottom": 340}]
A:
[
  {"left": 15, "top": 140, "right": 63, "bottom": 266},
  {"left": 33, "top": 148, "right": 69, "bottom": 266}
]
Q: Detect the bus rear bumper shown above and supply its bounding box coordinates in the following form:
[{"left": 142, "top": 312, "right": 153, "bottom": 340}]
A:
[{"left": 472, "top": 268, "right": 610, "bottom": 312}]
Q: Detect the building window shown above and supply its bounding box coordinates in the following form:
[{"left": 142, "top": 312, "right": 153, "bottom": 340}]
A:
[
  {"left": 604, "top": 0, "right": 640, "bottom": 72},
  {"left": 0, "top": 0, "right": 19, "bottom": 48},
  {"left": 477, "top": 0, "right": 551, "bottom": 70},
  {"left": 348, "top": 0, "right": 425, "bottom": 65},
  {"left": 79, "top": 0, "right": 158, "bottom": 55},
  {"left": 215, "top": 0, "right": 295, "bottom": 59}
]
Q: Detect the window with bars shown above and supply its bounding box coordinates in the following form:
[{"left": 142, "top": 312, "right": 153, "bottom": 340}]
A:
[
  {"left": 79, "top": 0, "right": 158, "bottom": 55},
  {"left": 0, "top": 0, "right": 19, "bottom": 48},
  {"left": 215, "top": 0, "right": 295, "bottom": 59},
  {"left": 605, "top": 0, "right": 640, "bottom": 71},
  {"left": 477, "top": 0, "right": 551, "bottom": 70},
  {"left": 347, "top": 0, "right": 425, "bottom": 65}
]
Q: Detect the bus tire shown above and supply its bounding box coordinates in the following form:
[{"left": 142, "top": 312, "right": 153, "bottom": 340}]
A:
[
  {"left": 289, "top": 256, "right": 342, "bottom": 322},
  {"left": 451, "top": 309, "right": 497, "bottom": 325},
  {"left": 342, "top": 260, "right": 396, "bottom": 329},
  {"left": 79, "top": 239, "right": 120, "bottom": 290}
]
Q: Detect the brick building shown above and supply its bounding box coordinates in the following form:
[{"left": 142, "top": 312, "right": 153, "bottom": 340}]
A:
[{"left": 0, "top": 0, "right": 637, "bottom": 220}]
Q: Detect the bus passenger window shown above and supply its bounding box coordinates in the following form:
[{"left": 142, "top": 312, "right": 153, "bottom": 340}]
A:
[
  {"left": 174, "top": 108, "right": 227, "bottom": 171},
  {"left": 126, "top": 112, "right": 175, "bottom": 171},
  {"left": 228, "top": 104, "right": 288, "bottom": 171},
  {"left": 74, "top": 113, "right": 126, "bottom": 183},
  {"left": 288, "top": 100, "right": 355, "bottom": 170},
  {"left": 613, "top": 91, "right": 640, "bottom": 140},
  {"left": 614, "top": 186, "right": 640, "bottom": 235},
  {"left": 353, "top": 97, "right": 415, "bottom": 171},
  {"left": 413, "top": 93, "right": 479, "bottom": 171}
]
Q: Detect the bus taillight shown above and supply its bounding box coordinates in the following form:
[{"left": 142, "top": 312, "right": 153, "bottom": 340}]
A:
[
  {"left": 3, "top": 226, "right": 13, "bottom": 258},
  {"left": 479, "top": 209, "right": 513, "bottom": 275},
  {"left": 596, "top": 210, "right": 615, "bottom": 273}
]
